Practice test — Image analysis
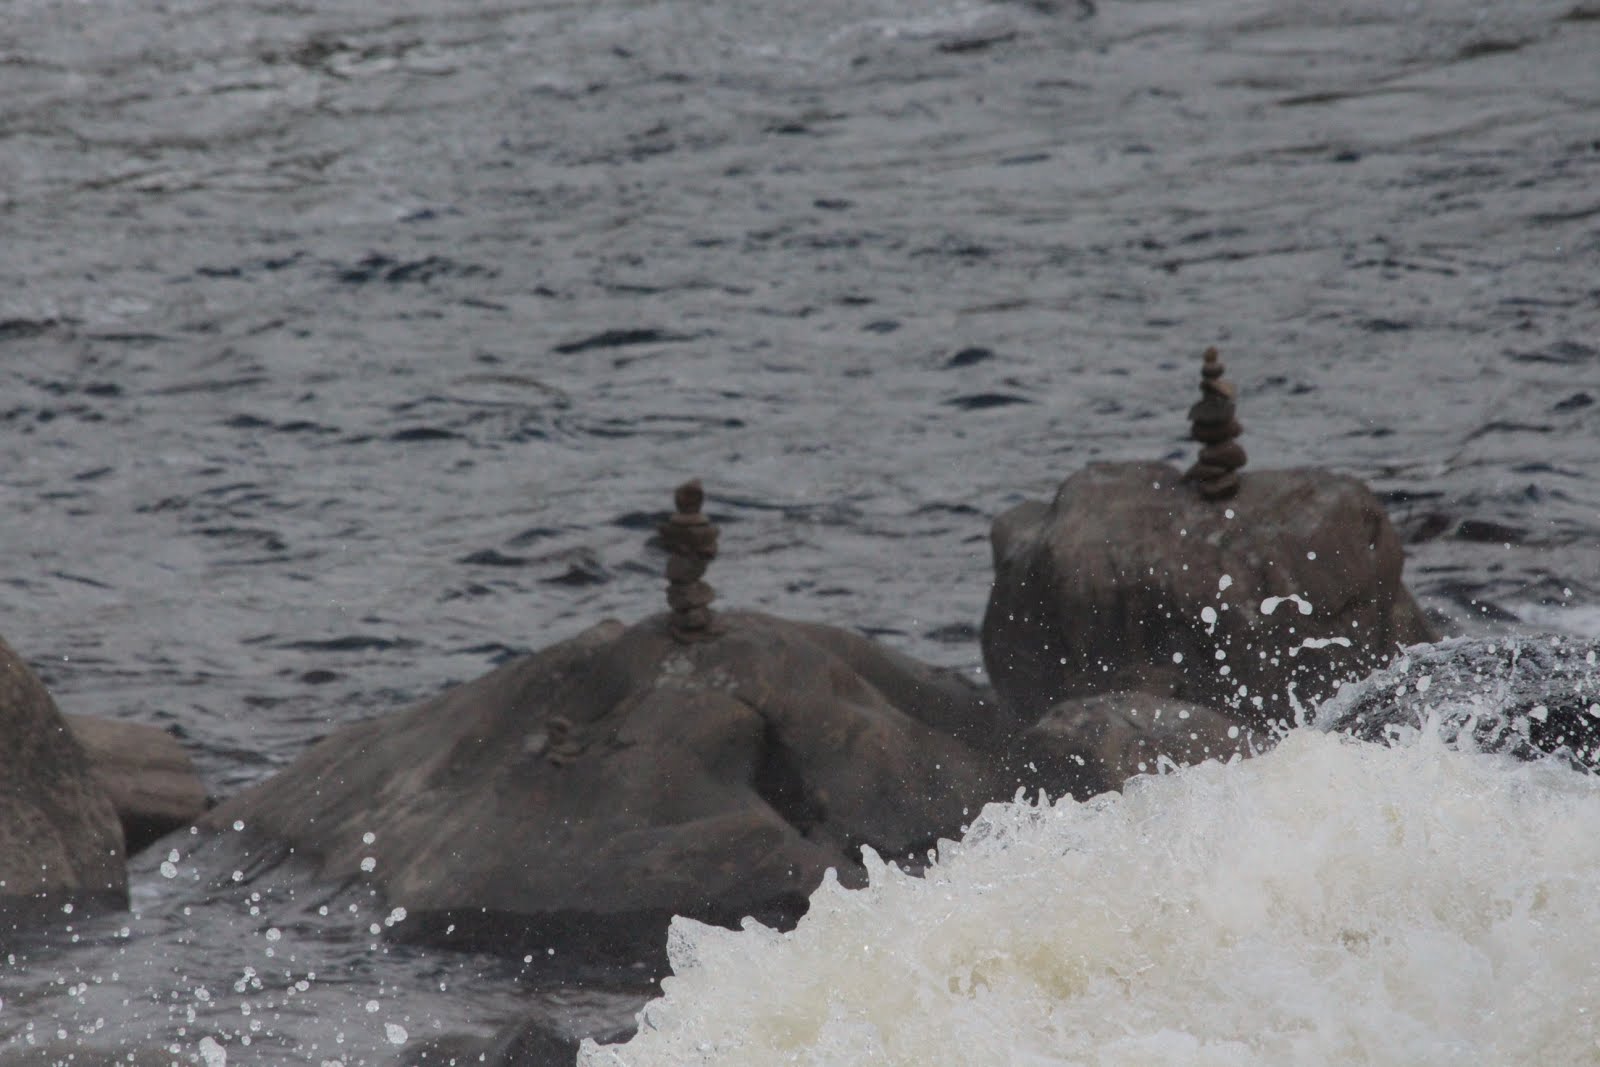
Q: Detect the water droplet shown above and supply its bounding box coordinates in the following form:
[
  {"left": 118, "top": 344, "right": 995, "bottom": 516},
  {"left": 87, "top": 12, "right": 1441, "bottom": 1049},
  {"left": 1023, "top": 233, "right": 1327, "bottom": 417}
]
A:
[{"left": 198, "top": 1036, "right": 227, "bottom": 1067}]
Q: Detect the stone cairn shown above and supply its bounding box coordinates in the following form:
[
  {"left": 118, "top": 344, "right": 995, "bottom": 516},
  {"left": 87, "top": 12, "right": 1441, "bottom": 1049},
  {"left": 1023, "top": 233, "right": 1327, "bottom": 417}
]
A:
[
  {"left": 659, "top": 479, "right": 721, "bottom": 641},
  {"left": 1183, "top": 346, "right": 1247, "bottom": 500}
]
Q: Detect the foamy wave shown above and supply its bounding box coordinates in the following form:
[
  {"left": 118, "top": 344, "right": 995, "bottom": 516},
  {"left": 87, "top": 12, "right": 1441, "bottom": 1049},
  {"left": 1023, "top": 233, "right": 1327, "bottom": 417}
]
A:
[{"left": 584, "top": 730, "right": 1600, "bottom": 1065}]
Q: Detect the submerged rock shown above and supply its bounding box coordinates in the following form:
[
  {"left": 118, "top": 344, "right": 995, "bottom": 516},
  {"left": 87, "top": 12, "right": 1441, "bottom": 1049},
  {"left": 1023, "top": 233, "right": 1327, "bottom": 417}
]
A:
[
  {"left": 204, "top": 611, "right": 1009, "bottom": 967},
  {"left": 1007, "top": 691, "right": 1259, "bottom": 801},
  {"left": 981, "top": 461, "right": 1437, "bottom": 732},
  {"left": 392, "top": 1010, "right": 639, "bottom": 1067},
  {"left": 64, "top": 714, "right": 209, "bottom": 854},
  {"left": 1315, "top": 635, "right": 1600, "bottom": 769},
  {"left": 0, "top": 637, "right": 126, "bottom": 931}
]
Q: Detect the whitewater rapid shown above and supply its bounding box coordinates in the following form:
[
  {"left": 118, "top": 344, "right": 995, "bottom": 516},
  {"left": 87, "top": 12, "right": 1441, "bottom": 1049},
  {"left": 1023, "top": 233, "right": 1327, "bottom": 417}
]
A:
[{"left": 584, "top": 726, "right": 1600, "bottom": 1066}]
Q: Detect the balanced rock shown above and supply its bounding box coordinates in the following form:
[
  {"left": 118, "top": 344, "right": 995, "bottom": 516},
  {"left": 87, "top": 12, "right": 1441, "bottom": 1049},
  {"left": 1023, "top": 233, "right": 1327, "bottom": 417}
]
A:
[
  {"left": 660, "top": 479, "right": 720, "bottom": 641},
  {"left": 0, "top": 637, "right": 126, "bottom": 929},
  {"left": 981, "top": 461, "right": 1438, "bottom": 732},
  {"left": 65, "top": 714, "right": 208, "bottom": 854},
  {"left": 1182, "top": 347, "right": 1248, "bottom": 500},
  {"left": 203, "top": 611, "right": 1008, "bottom": 968},
  {"left": 1008, "top": 691, "right": 1259, "bottom": 801},
  {"left": 1317, "top": 635, "right": 1600, "bottom": 769}
]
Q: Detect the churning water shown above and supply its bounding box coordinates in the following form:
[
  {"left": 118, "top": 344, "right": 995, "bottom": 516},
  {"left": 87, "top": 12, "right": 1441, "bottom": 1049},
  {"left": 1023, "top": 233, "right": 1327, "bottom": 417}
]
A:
[{"left": 588, "top": 723, "right": 1600, "bottom": 1066}]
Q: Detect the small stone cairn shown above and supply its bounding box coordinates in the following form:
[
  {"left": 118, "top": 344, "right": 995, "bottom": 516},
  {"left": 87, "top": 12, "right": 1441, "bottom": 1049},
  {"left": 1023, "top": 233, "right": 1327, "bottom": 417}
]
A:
[
  {"left": 1182, "top": 346, "right": 1247, "bottom": 500},
  {"left": 659, "top": 479, "right": 721, "bottom": 641}
]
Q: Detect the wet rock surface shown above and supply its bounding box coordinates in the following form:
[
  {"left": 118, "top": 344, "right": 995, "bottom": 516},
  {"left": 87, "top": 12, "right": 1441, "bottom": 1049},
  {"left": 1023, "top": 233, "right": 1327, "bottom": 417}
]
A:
[
  {"left": 0, "top": 637, "right": 126, "bottom": 930},
  {"left": 393, "top": 1011, "right": 638, "bottom": 1067},
  {"left": 64, "top": 713, "right": 209, "bottom": 854},
  {"left": 982, "top": 461, "right": 1438, "bottom": 731},
  {"left": 1316, "top": 635, "right": 1600, "bottom": 769},
  {"left": 203, "top": 611, "right": 1005, "bottom": 968},
  {"left": 1008, "top": 691, "right": 1259, "bottom": 802}
]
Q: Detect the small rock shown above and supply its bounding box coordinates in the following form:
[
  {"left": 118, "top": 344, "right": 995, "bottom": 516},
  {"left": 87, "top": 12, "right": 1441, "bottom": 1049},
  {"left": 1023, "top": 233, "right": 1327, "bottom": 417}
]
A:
[
  {"left": 1008, "top": 691, "right": 1258, "bottom": 800},
  {"left": 65, "top": 714, "right": 209, "bottom": 853}
]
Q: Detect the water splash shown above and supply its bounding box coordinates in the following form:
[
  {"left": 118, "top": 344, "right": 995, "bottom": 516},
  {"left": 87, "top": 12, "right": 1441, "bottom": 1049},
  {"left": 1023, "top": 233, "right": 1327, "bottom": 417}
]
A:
[
  {"left": 1289, "top": 635, "right": 1353, "bottom": 657},
  {"left": 1260, "top": 594, "right": 1314, "bottom": 617},
  {"left": 586, "top": 724, "right": 1600, "bottom": 1065}
]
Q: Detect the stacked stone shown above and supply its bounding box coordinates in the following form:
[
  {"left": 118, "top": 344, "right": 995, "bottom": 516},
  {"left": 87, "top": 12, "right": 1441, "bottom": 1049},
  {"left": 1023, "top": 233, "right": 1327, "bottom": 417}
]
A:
[
  {"left": 1183, "top": 346, "right": 1247, "bottom": 500},
  {"left": 659, "top": 479, "right": 720, "bottom": 641}
]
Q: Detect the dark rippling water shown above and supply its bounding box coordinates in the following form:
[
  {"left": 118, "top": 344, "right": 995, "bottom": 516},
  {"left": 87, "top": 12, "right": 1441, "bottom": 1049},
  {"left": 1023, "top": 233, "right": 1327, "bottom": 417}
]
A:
[{"left": 2, "top": 0, "right": 1597, "bottom": 1060}]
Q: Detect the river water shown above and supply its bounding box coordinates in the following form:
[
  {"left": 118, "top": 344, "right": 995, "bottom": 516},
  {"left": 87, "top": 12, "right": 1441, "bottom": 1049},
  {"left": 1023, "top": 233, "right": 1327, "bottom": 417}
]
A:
[{"left": 2, "top": 0, "right": 1597, "bottom": 1061}]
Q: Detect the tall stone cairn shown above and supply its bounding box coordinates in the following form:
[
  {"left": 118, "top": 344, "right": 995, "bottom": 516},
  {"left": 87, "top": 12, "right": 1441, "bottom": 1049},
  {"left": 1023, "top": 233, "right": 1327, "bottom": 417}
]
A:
[
  {"left": 1182, "top": 346, "right": 1247, "bottom": 500},
  {"left": 659, "top": 479, "right": 720, "bottom": 641}
]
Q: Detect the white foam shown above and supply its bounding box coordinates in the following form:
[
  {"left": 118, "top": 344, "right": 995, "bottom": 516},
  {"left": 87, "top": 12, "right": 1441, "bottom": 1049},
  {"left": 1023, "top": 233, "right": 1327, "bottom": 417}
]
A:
[{"left": 586, "top": 731, "right": 1600, "bottom": 1065}]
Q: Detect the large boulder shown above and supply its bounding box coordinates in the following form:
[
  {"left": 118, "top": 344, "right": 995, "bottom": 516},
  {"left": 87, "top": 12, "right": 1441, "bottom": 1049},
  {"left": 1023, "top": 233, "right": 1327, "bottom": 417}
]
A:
[
  {"left": 1316, "top": 635, "right": 1600, "bottom": 768},
  {"left": 1007, "top": 691, "right": 1259, "bottom": 801},
  {"left": 204, "top": 611, "right": 1010, "bottom": 967},
  {"left": 65, "top": 714, "right": 209, "bottom": 853},
  {"left": 982, "top": 461, "right": 1437, "bottom": 732},
  {"left": 0, "top": 637, "right": 126, "bottom": 929}
]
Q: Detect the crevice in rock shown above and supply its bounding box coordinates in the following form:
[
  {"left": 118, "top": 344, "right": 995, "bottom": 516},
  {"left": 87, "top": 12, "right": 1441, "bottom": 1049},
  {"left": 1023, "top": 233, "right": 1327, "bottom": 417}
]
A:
[{"left": 751, "top": 720, "right": 825, "bottom": 837}]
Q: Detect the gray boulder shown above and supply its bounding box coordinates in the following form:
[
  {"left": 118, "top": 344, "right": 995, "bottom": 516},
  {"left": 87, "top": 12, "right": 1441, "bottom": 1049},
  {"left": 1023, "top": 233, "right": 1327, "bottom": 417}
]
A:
[
  {"left": 1008, "top": 691, "right": 1260, "bottom": 801},
  {"left": 204, "top": 611, "right": 1009, "bottom": 967},
  {"left": 1316, "top": 635, "right": 1600, "bottom": 768},
  {"left": 64, "top": 713, "right": 209, "bottom": 854},
  {"left": 982, "top": 461, "right": 1437, "bottom": 732},
  {"left": 0, "top": 637, "right": 126, "bottom": 929}
]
